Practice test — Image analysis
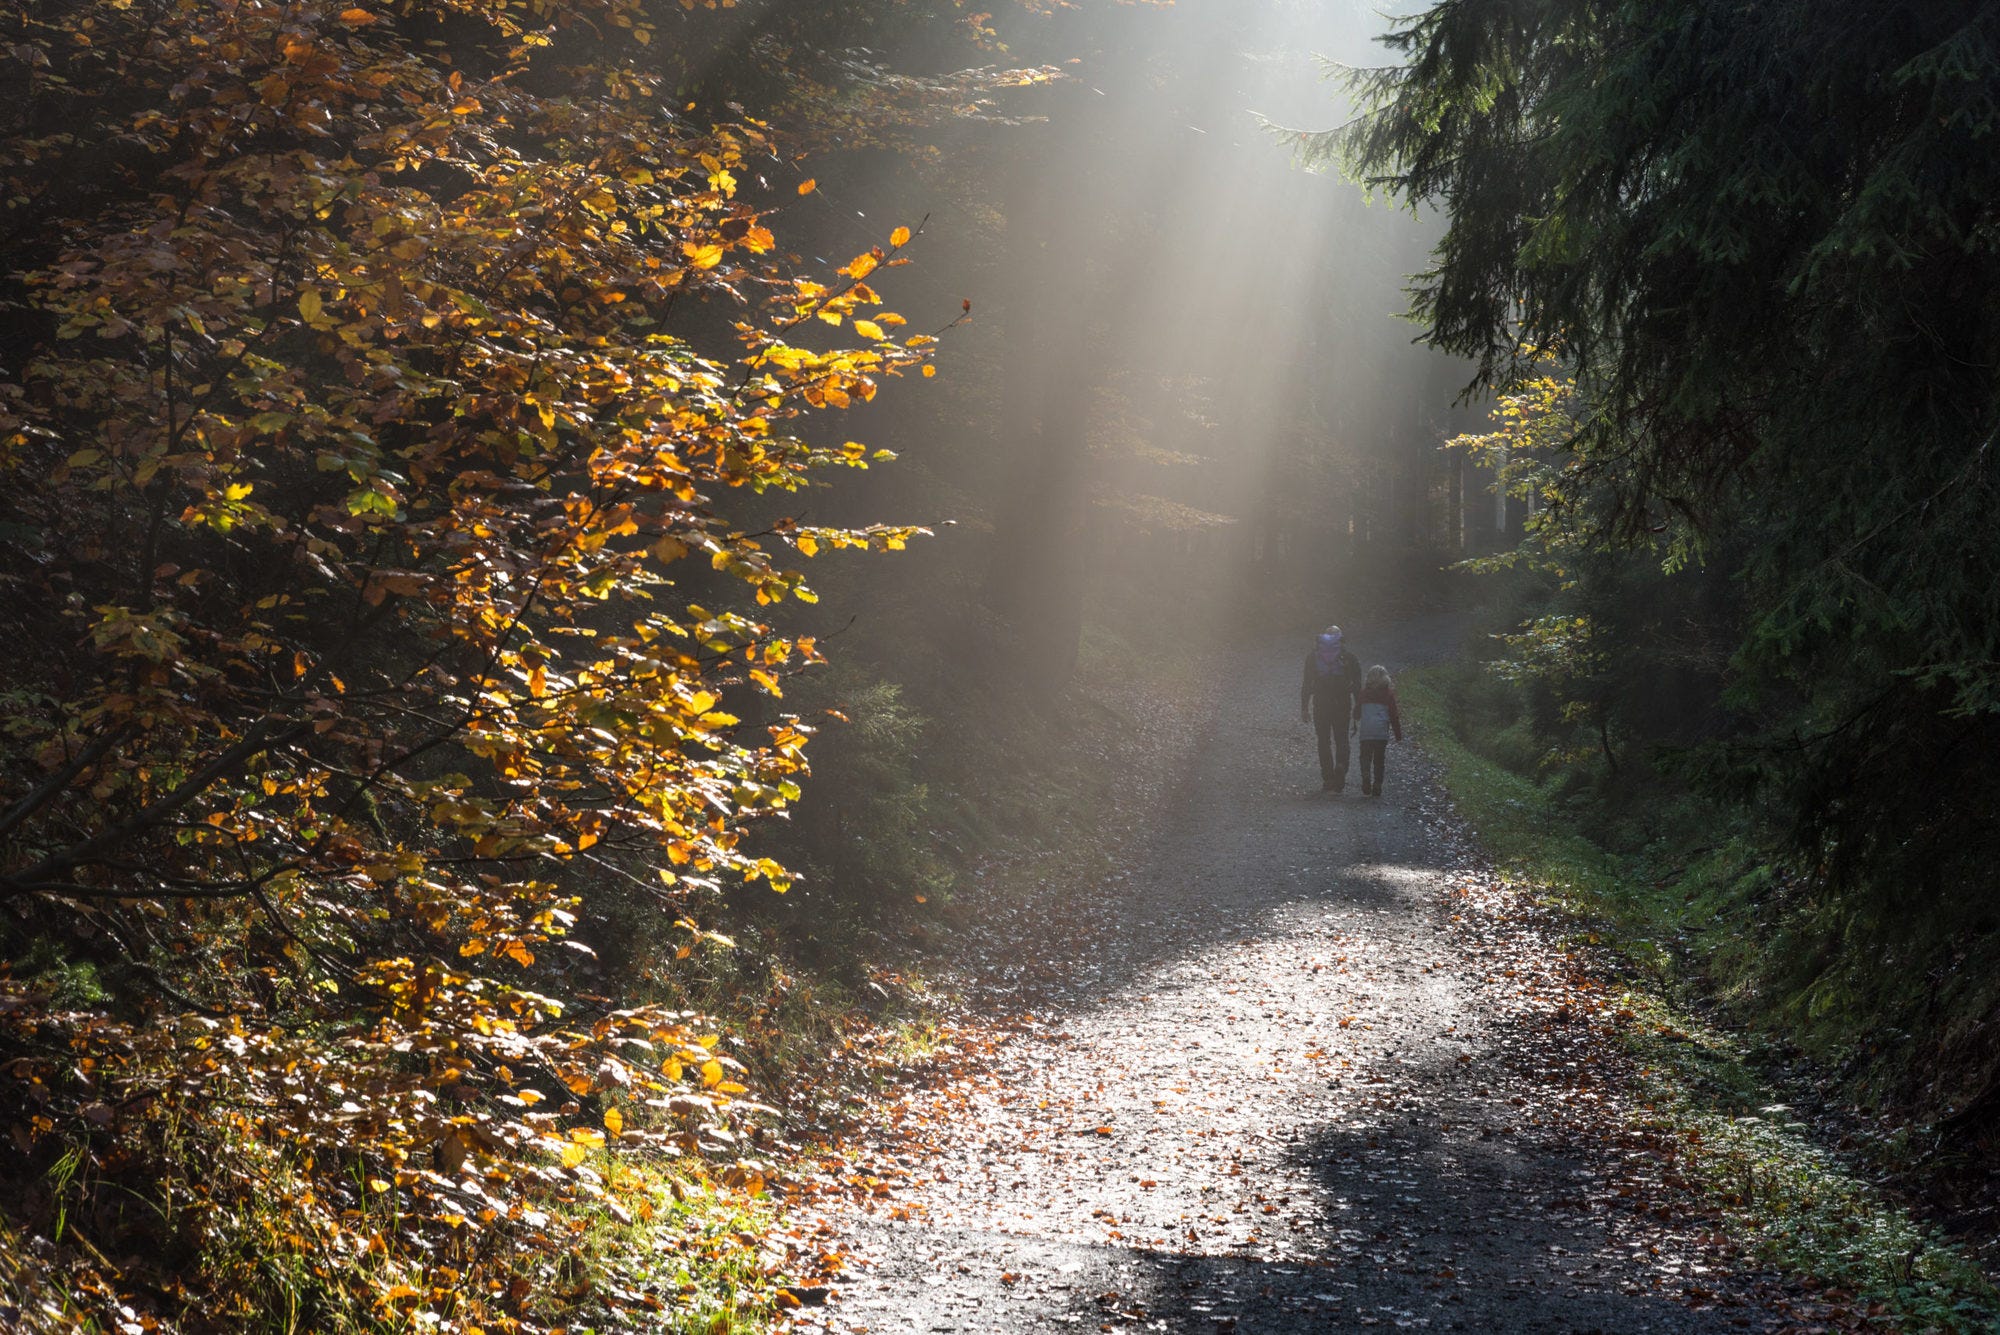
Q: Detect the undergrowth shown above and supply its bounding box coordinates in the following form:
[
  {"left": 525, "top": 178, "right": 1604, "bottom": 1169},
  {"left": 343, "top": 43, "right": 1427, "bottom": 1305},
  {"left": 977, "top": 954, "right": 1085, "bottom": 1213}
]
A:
[{"left": 1403, "top": 665, "right": 2000, "bottom": 1329}]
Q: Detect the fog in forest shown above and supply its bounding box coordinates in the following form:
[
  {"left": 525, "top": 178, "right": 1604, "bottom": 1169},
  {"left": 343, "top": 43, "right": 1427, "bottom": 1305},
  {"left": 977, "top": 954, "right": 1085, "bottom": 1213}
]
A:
[
  {"left": 12, "top": 0, "right": 2000, "bottom": 1326},
  {"left": 774, "top": 0, "right": 1469, "bottom": 688}
]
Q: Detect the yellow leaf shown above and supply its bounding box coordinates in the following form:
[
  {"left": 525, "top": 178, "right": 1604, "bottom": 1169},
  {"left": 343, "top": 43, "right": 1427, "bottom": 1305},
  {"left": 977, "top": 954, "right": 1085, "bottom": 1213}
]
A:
[
  {"left": 796, "top": 534, "right": 818, "bottom": 557},
  {"left": 797, "top": 178, "right": 817, "bottom": 195},
  {"left": 682, "top": 242, "right": 726, "bottom": 270},
  {"left": 560, "top": 1142, "right": 588, "bottom": 1169},
  {"left": 852, "top": 320, "right": 884, "bottom": 340},
  {"left": 603, "top": 1107, "right": 623, "bottom": 1138},
  {"left": 890, "top": 225, "right": 911, "bottom": 247},
  {"left": 921, "top": 365, "right": 937, "bottom": 378}
]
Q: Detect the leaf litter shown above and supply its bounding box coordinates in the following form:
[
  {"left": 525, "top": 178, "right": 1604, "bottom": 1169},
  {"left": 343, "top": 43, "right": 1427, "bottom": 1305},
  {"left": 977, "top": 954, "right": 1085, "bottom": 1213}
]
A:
[{"left": 775, "top": 617, "right": 1870, "bottom": 1332}]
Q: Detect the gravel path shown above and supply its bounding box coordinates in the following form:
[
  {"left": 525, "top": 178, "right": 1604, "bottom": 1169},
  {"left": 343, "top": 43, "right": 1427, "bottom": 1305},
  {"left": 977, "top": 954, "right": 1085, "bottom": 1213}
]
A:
[{"left": 790, "top": 615, "right": 1784, "bottom": 1333}]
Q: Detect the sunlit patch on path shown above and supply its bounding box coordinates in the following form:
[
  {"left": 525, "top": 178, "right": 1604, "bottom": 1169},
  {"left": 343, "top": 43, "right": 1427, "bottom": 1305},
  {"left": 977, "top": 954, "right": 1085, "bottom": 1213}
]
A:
[{"left": 788, "top": 618, "right": 1786, "bottom": 1332}]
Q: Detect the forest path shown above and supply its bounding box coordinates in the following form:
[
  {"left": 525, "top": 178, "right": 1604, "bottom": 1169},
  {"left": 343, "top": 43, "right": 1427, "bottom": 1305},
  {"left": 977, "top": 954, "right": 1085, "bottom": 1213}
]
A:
[{"left": 788, "top": 615, "right": 1784, "bottom": 1333}]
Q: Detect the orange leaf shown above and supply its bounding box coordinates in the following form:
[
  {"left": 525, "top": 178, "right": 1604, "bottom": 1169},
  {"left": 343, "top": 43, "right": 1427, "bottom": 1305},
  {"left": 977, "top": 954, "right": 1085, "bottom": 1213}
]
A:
[
  {"left": 890, "top": 225, "right": 911, "bottom": 247},
  {"left": 797, "top": 178, "right": 816, "bottom": 195}
]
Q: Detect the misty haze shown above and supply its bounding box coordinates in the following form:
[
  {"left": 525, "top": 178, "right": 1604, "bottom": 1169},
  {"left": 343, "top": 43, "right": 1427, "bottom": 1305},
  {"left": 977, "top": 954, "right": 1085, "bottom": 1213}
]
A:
[{"left": 2, "top": 1, "right": 1997, "bottom": 1331}]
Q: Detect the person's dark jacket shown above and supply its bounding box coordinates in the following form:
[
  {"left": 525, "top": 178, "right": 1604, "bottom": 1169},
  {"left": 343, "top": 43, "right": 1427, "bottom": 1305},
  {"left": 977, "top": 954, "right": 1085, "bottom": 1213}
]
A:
[{"left": 1300, "top": 648, "right": 1361, "bottom": 723}]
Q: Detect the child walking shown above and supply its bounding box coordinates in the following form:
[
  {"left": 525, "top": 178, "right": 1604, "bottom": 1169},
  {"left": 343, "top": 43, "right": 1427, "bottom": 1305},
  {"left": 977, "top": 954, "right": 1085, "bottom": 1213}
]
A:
[{"left": 1352, "top": 665, "right": 1403, "bottom": 797}]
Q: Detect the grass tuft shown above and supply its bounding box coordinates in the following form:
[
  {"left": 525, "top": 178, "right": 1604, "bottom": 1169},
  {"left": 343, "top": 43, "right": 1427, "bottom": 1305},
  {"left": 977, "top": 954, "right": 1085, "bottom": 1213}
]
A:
[{"left": 1404, "top": 665, "right": 2000, "bottom": 1329}]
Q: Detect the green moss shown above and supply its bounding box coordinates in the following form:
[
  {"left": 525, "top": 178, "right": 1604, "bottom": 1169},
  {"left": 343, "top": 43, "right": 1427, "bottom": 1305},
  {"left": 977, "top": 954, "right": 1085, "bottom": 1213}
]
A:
[
  {"left": 1617, "top": 992, "right": 1997, "bottom": 1331},
  {"left": 1406, "top": 664, "right": 2000, "bottom": 1328}
]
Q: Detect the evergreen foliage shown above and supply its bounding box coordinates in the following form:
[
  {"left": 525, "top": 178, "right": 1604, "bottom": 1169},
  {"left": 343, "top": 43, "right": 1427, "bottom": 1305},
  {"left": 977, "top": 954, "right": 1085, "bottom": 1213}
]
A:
[{"left": 1311, "top": 3, "right": 2000, "bottom": 983}]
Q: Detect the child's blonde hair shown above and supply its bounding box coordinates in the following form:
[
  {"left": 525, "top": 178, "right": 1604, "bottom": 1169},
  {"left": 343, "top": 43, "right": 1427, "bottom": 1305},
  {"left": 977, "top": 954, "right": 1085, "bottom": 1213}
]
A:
[{"left": 1365, "top": 664, "right": 1392, "bottom": 688}]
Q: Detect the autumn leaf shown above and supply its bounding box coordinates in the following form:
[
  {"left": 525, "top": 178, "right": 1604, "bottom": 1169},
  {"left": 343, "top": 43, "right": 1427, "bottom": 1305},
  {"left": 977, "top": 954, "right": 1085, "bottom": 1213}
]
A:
[
  {"left": 890, "top": 225, "right": 911, "bottom": 247},
  {"left": 0, "top": 0, "right": 960, "bottom": 1326}
]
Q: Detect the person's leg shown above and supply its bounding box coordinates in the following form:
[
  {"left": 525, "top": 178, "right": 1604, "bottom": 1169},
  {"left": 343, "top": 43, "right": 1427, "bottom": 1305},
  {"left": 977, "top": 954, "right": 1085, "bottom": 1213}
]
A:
[
  {"left": 1367, "top": 741, "right": 1387, "bottom": 793},
  {"left": 1331, "top": 717, "right": 1350, "bottom": 791},
  {"left": 1315, "top": 715, "right": 1336, "bottom": 787}
]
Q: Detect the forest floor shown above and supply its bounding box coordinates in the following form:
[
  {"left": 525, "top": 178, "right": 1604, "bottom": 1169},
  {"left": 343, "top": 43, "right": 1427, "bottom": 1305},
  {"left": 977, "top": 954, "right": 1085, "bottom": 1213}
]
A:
[{"left": 770, "top": 615, "right": 1882, "bottom": 1333}]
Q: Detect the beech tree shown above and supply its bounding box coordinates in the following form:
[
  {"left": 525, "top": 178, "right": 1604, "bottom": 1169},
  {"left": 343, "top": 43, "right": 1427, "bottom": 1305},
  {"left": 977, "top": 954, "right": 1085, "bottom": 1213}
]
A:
[{"left": 0, "top": 0, "right": 969, "bottom": 1327}]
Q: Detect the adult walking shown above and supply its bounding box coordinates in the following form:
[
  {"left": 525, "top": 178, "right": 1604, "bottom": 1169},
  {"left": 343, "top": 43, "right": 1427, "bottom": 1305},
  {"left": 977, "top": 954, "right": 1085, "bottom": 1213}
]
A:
[{"left": 1299, "top": 625, "right": 1362, "bottom": 793}]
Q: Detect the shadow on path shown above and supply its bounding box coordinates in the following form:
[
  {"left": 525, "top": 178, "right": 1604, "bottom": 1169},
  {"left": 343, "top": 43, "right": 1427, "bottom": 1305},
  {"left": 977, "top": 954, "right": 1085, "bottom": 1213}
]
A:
[{"left": 801, "top": 615, "right": 1783, "bottom": 1333}]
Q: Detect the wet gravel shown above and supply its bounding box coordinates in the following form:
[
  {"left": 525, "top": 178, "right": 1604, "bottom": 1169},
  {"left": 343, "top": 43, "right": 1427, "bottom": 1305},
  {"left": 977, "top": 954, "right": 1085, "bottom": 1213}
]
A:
[{"left": 790, "top": 615, "right": 1787, "bottom": 1333}]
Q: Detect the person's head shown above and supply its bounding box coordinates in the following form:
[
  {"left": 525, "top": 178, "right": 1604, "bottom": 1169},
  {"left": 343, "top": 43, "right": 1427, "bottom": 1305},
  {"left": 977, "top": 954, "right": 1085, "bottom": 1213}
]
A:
[
  {"left": 1366, "top": 664, "right": 1392, "bottom": 688},
  {"left": 1317, "top": 625, "right": 1342, "bottom": 652}
]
